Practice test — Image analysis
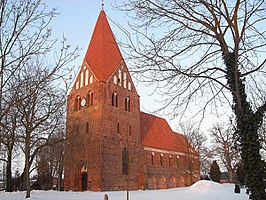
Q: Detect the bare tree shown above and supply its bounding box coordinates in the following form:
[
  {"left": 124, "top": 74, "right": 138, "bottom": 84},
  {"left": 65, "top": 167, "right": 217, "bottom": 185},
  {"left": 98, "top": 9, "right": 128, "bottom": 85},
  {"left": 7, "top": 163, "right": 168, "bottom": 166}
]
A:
[
  {"left": 210, "top": 122, "right": 240, "bottom": 182},
  {"left": 0, "top": 68, "right": 30, "bottom": 192},
  {"left": 0, "top": 106, "right": 19, "bottom": 192},
  {"left": 35, "top": 131, "right": 65, "bottom": 190},
  {"left": 15, "top": 56, "right": 74, "bottom": 198},
  {"left": 0, "top": 0, "right": 78, "bottom": 197},
  {"left": 0, "top": 0, "right": 57, "bottom": 192},
  {"left": 118, "top": 1, "right": 266, "bottom": 199},
  {"left": 180, "top": 122, "right": 214, "bottom": 176},
  {"left": 0, "top": 0, "right": 58, "bottom": 122}
]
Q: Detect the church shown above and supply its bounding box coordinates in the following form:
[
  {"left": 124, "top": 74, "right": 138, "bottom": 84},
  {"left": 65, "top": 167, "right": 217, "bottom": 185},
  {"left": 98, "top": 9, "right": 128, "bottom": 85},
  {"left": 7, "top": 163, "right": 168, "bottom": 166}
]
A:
[{"left": 63, "top": 9, "right": 200, "bottom": 192}]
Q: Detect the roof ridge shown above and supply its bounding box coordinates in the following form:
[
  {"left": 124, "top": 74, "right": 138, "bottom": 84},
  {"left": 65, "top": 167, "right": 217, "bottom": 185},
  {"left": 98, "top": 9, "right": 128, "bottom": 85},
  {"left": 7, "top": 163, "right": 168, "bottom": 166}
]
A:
[{"left": 140, "top": 111, "right": 168, "bottom": 121}]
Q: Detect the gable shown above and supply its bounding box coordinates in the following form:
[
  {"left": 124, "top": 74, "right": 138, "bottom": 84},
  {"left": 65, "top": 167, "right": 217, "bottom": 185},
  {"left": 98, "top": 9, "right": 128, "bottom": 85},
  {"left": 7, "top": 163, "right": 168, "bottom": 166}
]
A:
[
  {"left": 110, "top": 61, "right": 137, "bottom": 93},
  {"left": 73, "top": 64, "right": 96, "bottom": 91}
]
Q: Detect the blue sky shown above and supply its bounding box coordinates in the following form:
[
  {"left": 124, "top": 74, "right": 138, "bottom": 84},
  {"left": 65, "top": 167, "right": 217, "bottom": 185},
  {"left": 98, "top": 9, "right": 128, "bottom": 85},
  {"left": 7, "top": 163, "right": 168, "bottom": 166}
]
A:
[{"left": 44, "top": 0, "right": 127, "bottom": 58}]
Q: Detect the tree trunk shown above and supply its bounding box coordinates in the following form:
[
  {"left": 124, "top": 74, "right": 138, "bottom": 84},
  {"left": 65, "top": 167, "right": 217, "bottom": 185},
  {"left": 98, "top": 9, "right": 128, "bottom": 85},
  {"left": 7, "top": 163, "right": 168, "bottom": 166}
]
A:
[
  {"left": 5, "top": 150, "right": 13, "bottom": 192},
  {"left": 25, "top": 131, "right": 31, "bottom": 198},
  {"left": 227, "top": 168, "right": 233, "bottom": 183},
  {"left": 224, "top": 52, "right": 265, "bottom": 200},
  {"left": 58, "top": 165, "right": 63, "bottom": 190}
]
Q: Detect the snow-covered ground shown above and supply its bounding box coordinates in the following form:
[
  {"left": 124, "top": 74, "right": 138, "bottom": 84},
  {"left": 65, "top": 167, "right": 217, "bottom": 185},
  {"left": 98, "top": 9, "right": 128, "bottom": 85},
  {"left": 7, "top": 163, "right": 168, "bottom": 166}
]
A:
[{"left": 0, "top": 180, "right": 248, "bottom": 200}]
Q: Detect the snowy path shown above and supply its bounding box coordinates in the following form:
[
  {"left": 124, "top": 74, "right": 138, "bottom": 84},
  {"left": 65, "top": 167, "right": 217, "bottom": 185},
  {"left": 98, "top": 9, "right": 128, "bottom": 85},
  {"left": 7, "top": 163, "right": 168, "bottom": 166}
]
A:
[{"left": 0, "top": 181, "right": 248, "bottom": 200}]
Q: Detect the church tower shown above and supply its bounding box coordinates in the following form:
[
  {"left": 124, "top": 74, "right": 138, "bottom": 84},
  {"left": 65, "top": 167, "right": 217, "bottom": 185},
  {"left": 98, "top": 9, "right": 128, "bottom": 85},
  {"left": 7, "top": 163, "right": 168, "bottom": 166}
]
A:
[{"left": 64, "top": 10, "right": 143, "bottom": 191}]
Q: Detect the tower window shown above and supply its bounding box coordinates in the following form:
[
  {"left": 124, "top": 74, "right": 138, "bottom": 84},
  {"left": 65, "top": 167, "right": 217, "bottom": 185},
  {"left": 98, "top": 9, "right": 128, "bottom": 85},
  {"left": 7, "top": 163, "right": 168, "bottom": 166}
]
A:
[
  {"left": 85, "top": 69, "right": 89, "bottom": 86},
  {"left": 87, "top": 91, "right": 93, "bottom": 107},
  {"left": 169, "top": 155, "right": 171, "bottom": 167},
  {"left": 123, "top": 72, "right": 127, "bottom": 88},
  {"left": 74, "top": 96, "right": 81, "bottom": 111},
  {"left": 112, "top": 92, "right": 118, "bottom": 107},
  {"left": 125, "top": 97, "right": 130, "bottom": 111},
  {"left": 122, "top": 147, "right": 129, "bottom": 175},
  {"left": 113, "top": 75, "right": 117, "bottom": 85},
  {"left": 118, "top": 69, "right": 122, "bottom": 86},
  {"left": 76, "top": 81, "right": 79, "bottom": 90},
  {"left": 80, "top": 71, "right": 84, "bottom": 88},
  {"left": 86, "top": 122, "right": 89, "bottom": 134},
  {"left": 89, "top": 75, "right": 93, "bottom": 84},
  {"left": 117, "top": 121, "right": 120, "bottom": 133}
]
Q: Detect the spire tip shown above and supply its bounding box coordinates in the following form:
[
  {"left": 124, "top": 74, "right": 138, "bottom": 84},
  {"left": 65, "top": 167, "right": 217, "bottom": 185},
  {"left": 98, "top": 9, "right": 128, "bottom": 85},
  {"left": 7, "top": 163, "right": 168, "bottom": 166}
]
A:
[{"left": 101, "top": 0, "right": 104, "bottom": 10}]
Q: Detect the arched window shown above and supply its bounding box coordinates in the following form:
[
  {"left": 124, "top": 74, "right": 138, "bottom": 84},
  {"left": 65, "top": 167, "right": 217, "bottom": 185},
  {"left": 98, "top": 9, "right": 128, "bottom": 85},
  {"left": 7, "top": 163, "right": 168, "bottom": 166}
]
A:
[
  {"left": 123, "top": 72, "right": 127, "bottom": 88},
  {"left": 87, "top": 91, "right": 93, "bottom": 107},
  {"left": 151, "top": 152, "right": 154, "bottom": 165},
  {"left": 113, "top": 75, "right": 117, "bottom": 85},
  {"left": 122, "top": 147, "right": 129, "bottom": 175},
  {"left": 89, "top": 75, "right": 93, "bottom": 84},
  {"left": 112, "top": 92, "right": 118, "bottom": 107},
  {"left": 86, "top": 122, "right": 89, "bottom": 134},
  {"left": 160, "top": 154, "right": 163, "bottom": 166},
  {"left": 85, "top": 69, "right": 89, "bottom": 86},
  {"left": 125, "top": 97, "right": 130, "bottom": 111},
  {"left": 76, "top": 81, "right": 79, "bottom": 90},
  {"left": 80, "top": 71, "right": 84, "bottom": 88},
  {"left": 128, "top": 82, "right": 131, "bottom": 91},
  {"left": 117, "top": 121, "right": 120, "bottom": 133},
  {"left": 176, "top": 156, "right": 179, "bottom": 167},
  {"left": 74, "top": 96, "right": 81, "bottom": 111},
  {"left": 118, "top": 69, "right": 122, "bottom": 86},
  {"left": 169, "top": 155, "right": 171, "bottom": 167}
]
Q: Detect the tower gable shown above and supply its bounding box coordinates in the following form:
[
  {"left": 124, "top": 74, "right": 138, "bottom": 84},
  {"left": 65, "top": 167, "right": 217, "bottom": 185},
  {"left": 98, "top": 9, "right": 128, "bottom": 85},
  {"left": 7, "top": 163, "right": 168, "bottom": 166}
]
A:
[
  {"left": 110, "top": 61, "right": 137, "bottom": 93},
  {"left": 73, "top": 64, "right": 96, "bottom": 91}
]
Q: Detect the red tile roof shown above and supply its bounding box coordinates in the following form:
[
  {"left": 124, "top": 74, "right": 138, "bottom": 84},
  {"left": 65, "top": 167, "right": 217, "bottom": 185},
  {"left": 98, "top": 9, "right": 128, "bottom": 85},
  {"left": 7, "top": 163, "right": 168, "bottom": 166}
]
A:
[
  {"left": 83, "top": 10, "right": 124, "bottom": 82},
  {"left": 140, "top": 112, "right": 197, "bottom": 155}
]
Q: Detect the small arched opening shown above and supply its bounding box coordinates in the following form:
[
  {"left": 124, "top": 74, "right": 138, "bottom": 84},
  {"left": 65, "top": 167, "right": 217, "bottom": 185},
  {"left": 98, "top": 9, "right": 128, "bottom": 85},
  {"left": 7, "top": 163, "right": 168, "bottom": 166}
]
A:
[{"left": 74, "top": 161, "right": 89, "bottom": 191}]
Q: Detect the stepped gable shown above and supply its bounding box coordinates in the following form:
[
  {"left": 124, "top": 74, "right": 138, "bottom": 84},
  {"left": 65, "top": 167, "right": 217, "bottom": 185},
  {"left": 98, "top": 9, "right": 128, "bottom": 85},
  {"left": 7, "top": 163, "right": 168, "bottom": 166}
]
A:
[
  {"left": 140, "top": 112, "right": 189, "bottom": 153},
  {"left": 83, "top": 10, "right": 124, "bottom": 82}
]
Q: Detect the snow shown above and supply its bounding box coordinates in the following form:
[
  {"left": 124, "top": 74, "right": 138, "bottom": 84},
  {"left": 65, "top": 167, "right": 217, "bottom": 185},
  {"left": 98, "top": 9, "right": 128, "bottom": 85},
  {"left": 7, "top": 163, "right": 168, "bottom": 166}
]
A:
[{"left": 0, "top": 180, "right": 248, "bottom": 200}]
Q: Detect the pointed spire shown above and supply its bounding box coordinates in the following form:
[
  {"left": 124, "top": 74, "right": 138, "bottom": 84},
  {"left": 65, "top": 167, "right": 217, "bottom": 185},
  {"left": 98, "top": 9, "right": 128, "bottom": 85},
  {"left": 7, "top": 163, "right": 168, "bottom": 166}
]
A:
[{"left": 83, "top": 10, "right": 124, "bottom": 82}]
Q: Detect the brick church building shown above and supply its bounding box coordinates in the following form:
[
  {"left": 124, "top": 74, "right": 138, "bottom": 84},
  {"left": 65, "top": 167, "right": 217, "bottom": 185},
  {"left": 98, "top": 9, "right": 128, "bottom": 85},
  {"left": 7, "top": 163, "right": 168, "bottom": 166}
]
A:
[{"left": 64, "top": 9, "right": 200, "bottom": 192}]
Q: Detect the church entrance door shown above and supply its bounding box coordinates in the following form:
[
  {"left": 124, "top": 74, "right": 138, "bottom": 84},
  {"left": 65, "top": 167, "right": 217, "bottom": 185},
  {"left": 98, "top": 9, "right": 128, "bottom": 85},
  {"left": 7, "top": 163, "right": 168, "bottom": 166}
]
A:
[{"left": 82, "top": 173, "right": 88, "bottom": 191}]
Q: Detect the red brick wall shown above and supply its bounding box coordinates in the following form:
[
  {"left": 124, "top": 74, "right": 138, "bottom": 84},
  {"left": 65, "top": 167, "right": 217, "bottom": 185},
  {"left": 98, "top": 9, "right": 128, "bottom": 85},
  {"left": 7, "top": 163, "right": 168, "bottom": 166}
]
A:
[
  {"left": 64, "top": 62, "right": 144, "bottom": 191},
  {"left": 142, "top": 149, "right": 200, "bottom": 189},
  {"left": 64, "top": 76, "right": 104, "bottom": 191},
  {"left": 100, "top": 62, "right": 142, "bottom": 190}
]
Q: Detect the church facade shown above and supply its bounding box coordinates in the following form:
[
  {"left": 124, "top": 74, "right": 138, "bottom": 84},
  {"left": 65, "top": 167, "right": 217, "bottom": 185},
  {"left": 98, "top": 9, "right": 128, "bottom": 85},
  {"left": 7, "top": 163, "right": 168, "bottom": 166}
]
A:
[{"left": 64, "top": 10, "right": 200, "bottom": 192}]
